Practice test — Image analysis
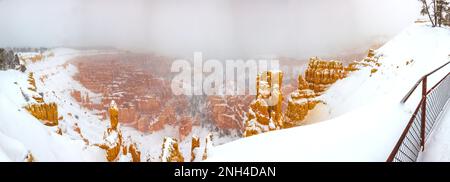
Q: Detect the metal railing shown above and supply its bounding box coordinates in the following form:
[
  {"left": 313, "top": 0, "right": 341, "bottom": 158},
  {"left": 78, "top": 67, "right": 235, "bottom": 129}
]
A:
[{"left": 387, "top": 60, "right": 450, "bottom": 162}]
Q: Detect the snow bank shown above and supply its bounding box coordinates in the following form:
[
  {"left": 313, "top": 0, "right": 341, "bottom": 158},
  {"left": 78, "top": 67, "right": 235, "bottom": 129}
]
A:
[
  {"left": 207, "top": 24, "right": 450, "bottom": 161},
  {"left": 0, "top": 49, "right": 106, "bottom": 161}
]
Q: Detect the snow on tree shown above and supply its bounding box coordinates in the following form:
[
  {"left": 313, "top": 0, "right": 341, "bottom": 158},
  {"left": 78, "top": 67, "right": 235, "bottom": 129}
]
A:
[{"left": 418, "top": 0, "right": 450, "bottom": 27}]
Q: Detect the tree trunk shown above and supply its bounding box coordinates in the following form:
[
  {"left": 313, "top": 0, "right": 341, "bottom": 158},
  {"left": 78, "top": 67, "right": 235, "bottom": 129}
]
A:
[
  {"left": 424, "top": 0, "right": 436, "bottom": 27},
  {"left": 434, "top": 0, "right": 438, "bottom": 26}
]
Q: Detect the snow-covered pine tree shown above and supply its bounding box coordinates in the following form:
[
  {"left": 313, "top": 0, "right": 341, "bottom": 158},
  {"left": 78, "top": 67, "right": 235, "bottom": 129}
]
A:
[
  {"left": 419, "top": 0, "right": 450, "bottom": 27},
  {"left": 436, "top": 0, "right": 450, "bottom": 26},
  {"left": 419, "top": 0, "right": 436, "bottom": 26},
  {"left": 442, "top": 0, "right": 450, "bottom": 26}
]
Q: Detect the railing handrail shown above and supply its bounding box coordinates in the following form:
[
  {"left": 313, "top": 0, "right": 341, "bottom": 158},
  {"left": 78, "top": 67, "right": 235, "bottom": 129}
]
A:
[
  {"left": 387, "top": 97, "right": 424, "bottom": 161},
  {"left": 388, "top": 59, "right": 450, "bottom": 162},
  {"left": 401, "top": 60, "right": 450, "bottom": 103},
  {"left": 427, "top": 72, "right": 450, "bottom": 95}
]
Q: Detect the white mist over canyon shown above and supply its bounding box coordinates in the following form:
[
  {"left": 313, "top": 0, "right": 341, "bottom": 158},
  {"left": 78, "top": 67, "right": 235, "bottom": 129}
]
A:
[{"left": 0, "top": 0, "right": 419, "bottom": 59}]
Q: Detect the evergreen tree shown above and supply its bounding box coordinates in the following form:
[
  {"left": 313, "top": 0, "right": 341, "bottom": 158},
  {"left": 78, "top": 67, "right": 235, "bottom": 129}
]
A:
[
  {"left": 446, "top": 5, "right": 450, "bottom": 26},
  {"left": 419, "top": 0, "right": 450, "bottom": 27},
  {"left": 419, "top": 0, "right": 436, "bottom": 26},
  {"left": 436, "top": 0, "right": 449, "bottom": 26}
]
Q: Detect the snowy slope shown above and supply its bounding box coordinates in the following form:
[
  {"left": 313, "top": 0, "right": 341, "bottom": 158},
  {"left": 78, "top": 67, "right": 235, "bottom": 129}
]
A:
[
  {"left": 0, "top": 69, "right": 105, "bottom": 161},
  {"left": 0, "top": 48, "right": 120, "bottom": 161},
  {"left": 207, "top": 24, "right": 450, "bottom": 162}
]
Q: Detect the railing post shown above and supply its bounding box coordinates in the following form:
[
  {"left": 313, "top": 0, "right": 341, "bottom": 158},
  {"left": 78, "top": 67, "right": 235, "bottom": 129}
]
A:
[{"left": 421, "top": 77, "right": 427, "bottom": 151}]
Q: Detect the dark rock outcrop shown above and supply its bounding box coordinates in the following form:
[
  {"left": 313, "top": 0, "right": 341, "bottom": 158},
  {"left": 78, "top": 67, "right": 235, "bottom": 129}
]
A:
[{"left": 0, "top": 48, "right": 25, "bottom": 72}]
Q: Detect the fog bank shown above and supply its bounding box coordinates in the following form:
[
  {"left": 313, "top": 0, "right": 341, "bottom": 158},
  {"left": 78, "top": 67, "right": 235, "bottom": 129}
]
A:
[{"left": 0, "top": 0, "right": 420, "bottom": 59}]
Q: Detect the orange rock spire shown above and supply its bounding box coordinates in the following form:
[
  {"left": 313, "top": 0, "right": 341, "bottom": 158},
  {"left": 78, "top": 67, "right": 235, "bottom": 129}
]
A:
[
  {"left": 160, "top": 137, "right": 184, "bottom": 162},
  {"left": 243, "top": 71, "right": 284, "bottom": 137},
  {"left": 109, "top": 100, "right": 119, "bottom": 130}
]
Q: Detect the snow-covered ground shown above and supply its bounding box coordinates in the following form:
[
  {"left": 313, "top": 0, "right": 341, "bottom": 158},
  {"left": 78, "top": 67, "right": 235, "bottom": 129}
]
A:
[
  {"left": 207, "top": 23, "right": 450, "bottom": 162},
  {"left": 0, "top": 49, "right": 115, "bottom": 161},
  {"left": 418, "top": 100, "right": 450, "bottom": 162},
  {"left": 0, "top": 69, "right": 105, "bottom": 162},
  {"left": 0, "top": 48, "right": 236, "bottom": 162}
]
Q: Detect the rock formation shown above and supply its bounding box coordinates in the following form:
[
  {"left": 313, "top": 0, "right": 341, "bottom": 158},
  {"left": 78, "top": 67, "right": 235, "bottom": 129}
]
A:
[
  {"left": 25, "top": 103, "right": 59, "bottom": 126},
  {"left": 285, "top": 50, "right": 381, "bottom": 127},
  {"left": 27, "top": 72, "right": 44, "bottom": 103},
  {"left": 18, "top": 51, "right": 54, "bottom": 64},
  {"left": 284, "top": 57, "right": 348, "bottom": 127},
  {"left": 71, "top": 54, "right": 196, "bottom": 136},
  {"left": 73, "top": 123, "right": 89, "bottom": 145},
  {"left": 244, "top": 50, "right": 381, "bottom": 134},
  {"left": 202, "top": 133, "right": 213, "bottom": 160},
  {"left": 109, "top": 100, "right": 119, "bottom": 130},
  {"left": 24, "top": 72, "right": 59, "bottom": 126},
  {"left": 179, "top": 116, "right": 194, "bottom": 141},
  {"left": 71, "top": 54, "right": 248, "bottom": 137},
  {"left": 243, "top": 71, "right": 284, "bottom": 137},
  {"left": 98, "top": 113, "right": 123, "bottom": 162},
  {"left": 120, "top": 139, "right": 141, "bottom": 162},
  {"left": 346, "top": 49, "right": 381, "bottom": 72},
  {"left": 158, "top": 133, "right": 214, "bottom": 162},
  {"left": 24, "top": 152, "right": 34, "bottom": 162},
  {"left": 303, "top": 57, "right": 347, "bottom": 93},
  {"left": 160, "top": 137, "right": 184, "bottom": 162},
  {"left": 206, "top": 95, "right": 252, "bottom": 131},
  {"left": 97, "top": 100, "right": 141, "bottom": 162},
  {"left": 190, "top": 135, "right": 200, "bottom": 162}
]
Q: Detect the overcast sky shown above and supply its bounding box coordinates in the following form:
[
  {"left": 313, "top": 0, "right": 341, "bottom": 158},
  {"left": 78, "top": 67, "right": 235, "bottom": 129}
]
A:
[{"left": 0, "top": 0, "right": 420, "bottom": 59}]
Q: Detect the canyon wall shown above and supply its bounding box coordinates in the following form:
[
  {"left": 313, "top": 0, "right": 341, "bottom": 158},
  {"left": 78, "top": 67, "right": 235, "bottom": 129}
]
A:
[{"left": 70, "top": 53, "right": 254, "bottom": 140}]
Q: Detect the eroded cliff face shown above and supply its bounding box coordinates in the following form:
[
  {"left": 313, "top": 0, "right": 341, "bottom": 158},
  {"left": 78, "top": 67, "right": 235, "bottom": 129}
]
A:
[
  {"left": 25, "top": 103, "right": 58, "bottom": 126},
  {"left": 244, "top": 50, "right": 381, "bottom": 136},
  {"left": 243, "top": 71, "right": 284, "bottom": 137},
  {"left": 206, "top": 95, "right": 253, "bottom": 131},
  {"left": 70, "top": 54, "right": 197, "bottom": 139},
  {"left": 287, "top": 50, "right": 381, "bottom": 126},
  {"left": 285, "top": 57, "right": 348, "bottom": 127},
  {"left": 70, "top": 53, "right": 249, "bottom": 142},
  {"left": 24, "top": 72, "right": 59, "bottom": 126}
]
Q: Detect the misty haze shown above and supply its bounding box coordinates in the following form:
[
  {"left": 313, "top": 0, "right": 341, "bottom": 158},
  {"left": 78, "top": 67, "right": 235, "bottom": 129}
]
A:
[{"left": 0, "top": 0, "right": 419, "bottom": 59}]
